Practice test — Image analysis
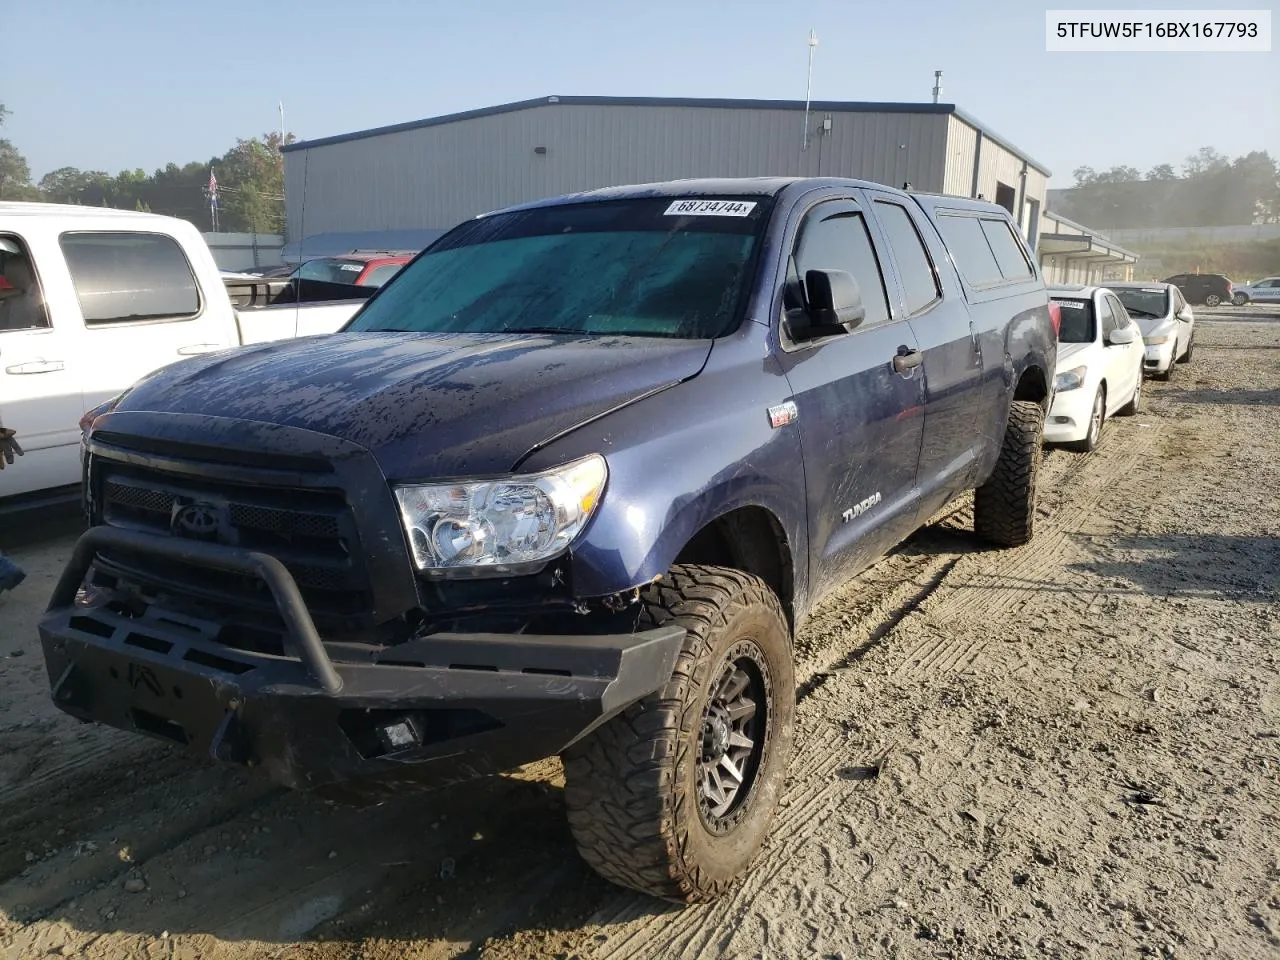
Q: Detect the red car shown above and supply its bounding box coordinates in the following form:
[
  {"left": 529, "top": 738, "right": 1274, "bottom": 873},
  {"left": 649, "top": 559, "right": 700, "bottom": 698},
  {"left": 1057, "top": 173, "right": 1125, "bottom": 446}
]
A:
[{"left": 293, "top": 250, "right": 415, "bottom": 288}]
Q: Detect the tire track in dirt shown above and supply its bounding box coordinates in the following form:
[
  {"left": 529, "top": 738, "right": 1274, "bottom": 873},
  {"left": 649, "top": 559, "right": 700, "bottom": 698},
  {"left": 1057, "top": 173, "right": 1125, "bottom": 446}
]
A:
[{"left": 889, "top": 420, "right": 1160, "bottom": 681}]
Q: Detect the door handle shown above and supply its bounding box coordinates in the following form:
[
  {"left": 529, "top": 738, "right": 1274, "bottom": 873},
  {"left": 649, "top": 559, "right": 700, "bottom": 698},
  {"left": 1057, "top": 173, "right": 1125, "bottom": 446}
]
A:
[
  {"left": 177, "top": 343, "right": 222, "bottom": 356},
  {"left": 5, "top": 360, "right": 65, "bottom": 375},
  {"left": 892, "top": 348, "right": 923, "bottom": 374}
]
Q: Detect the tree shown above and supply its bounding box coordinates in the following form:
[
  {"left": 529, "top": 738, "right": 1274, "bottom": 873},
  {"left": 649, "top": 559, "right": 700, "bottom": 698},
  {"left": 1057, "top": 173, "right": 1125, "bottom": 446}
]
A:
[
  {"left": 38, "top": 166, "right": 109, "bottom": 203},
  {"left": 1183, "top": 147, "right": 1229, "bottom": 178},
  {"left": 214, "top": 131, "right": 294, "bottom": 233},
  {"left": 0, "top": 101, "right": 39, "bottom": 201},
  {"left": 1060, "top": 148, "right": 1279, "bottom": 228}
]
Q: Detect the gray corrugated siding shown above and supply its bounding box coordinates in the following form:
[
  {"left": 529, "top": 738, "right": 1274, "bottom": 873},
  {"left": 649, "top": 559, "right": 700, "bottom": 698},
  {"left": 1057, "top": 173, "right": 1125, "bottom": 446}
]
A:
[
  {"left": 942, "top": 116, "right": 979, "bottom": 198},
  {"left": 284, "top": 104, "right": 952, "bottom": 241}
]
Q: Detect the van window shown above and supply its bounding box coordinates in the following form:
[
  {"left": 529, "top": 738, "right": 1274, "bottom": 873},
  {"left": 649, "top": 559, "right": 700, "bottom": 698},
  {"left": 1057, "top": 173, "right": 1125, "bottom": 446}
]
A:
[
  {"left": 0, "top": 235, "right": 51, "bottom": 332},
  {"left": 873, "top": 202, "right": 940, "bottom": 315},
  {"left": 979, "top": 218, "right": 1034, "bottom": 280},
  {"left": 60, "top": 232, "right": 201, "bottom": 325},
  {"left": 935, "top": 214, "right": 1002, "bottom": 287}
]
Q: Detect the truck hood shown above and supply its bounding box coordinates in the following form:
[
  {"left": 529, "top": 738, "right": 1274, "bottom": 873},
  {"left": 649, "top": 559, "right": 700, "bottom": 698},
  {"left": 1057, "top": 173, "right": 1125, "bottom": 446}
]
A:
[{"left": 113, "top": 332, "right": 712, "bottom": 478}]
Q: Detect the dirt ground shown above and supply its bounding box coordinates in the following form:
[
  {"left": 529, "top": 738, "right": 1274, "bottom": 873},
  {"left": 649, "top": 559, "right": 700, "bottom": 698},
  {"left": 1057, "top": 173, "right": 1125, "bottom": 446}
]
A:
[{"left": 1, "top": 315, "right": 1278, "bottom": 960}]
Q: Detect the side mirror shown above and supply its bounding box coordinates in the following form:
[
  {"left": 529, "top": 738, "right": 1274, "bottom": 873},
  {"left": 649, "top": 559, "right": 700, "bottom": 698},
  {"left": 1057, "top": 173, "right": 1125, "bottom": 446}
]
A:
[
  {"left": 1108, "top": 326, "right": 1137, "bottom": 346},
  {"left": 787, "top": 269, "right": 866, "bottom": 341},
  {"left": 1177, "top": 307, "right": 1193, "bottom": 321}
]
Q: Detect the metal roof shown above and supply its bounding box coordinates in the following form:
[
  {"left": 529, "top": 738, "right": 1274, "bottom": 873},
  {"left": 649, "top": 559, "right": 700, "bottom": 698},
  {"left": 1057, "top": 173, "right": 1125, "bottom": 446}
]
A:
[{"left": 281, "top": 95, "right": 1051, "bottom": 177}]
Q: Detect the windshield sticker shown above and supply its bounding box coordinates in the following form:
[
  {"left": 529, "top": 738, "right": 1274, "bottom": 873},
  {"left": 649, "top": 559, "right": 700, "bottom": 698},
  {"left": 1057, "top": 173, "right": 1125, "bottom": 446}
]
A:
[
  {"left": 339, "top": 264, "right": 362, "bottom": 271},
  {"left": 664, "top": 199, "right": 757, "bottom": 217},
  {"left": 1140, "top": 288, "right": 1164, "bottom": 292},
  {"left": 1056, "top": 300, "right": 1086, "bottom": 309}
]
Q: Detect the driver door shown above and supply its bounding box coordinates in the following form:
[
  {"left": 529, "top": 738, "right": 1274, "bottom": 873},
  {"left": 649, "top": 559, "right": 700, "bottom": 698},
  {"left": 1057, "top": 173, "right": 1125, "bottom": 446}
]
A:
[{"left": 770, "top": 197, "right": 926, "bottom": 601}]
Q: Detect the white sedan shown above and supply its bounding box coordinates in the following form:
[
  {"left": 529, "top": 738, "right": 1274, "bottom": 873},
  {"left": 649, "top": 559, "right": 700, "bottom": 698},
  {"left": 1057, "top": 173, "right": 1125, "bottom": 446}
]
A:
[
  {"left": 1043, "top": 286, "right": 1145, "bottom": 452},
  {"left": 1106, "top": 281, "right": 1195, "bottom": 380}
]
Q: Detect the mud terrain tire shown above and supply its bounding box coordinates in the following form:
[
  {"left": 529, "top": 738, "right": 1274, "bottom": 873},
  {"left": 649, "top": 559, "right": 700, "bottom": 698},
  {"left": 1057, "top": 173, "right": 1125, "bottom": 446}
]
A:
[
  {"left": 974, "top": 400, "right": 1044, "bottom": 547},
  {"left": 562, "top": 564, "right": 794, "bottom": 903}
]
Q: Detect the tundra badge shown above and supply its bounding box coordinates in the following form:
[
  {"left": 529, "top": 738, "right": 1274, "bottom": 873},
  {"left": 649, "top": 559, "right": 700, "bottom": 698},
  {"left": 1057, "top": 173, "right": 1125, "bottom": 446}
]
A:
[{"left": 842, "top": 491, "right": 882, "bottom": 523}]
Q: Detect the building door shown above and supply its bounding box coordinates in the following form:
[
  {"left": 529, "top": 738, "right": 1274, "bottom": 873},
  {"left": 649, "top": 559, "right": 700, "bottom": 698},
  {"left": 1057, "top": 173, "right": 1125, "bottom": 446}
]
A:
[{"left": 994, "top": 181, "right": 1016, "bottom": 215}]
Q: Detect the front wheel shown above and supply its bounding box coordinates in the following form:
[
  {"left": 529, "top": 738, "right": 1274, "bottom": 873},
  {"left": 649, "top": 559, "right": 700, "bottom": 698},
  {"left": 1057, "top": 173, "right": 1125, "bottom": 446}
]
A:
[
  {"left": 1118, "top": 371, "right": 1142, "bottom": 415},
  {"left": 1232, "top": 293, "right": 1249, "bottom": 306},
  {"left": 1177, "top": 336, "right": 1194, "bottom": 364},
  {"left": 563, "top": 564, "right": 795, "bottom": 903},
  {"left": 974, "top": 399, "right": 1044, "bottom": 547},
  {"left": 1068, "top": 386, "right": 1105, "bottom": 453},
  {"left": 1204, "top": 294, "right": 1222, "bottom": 307}
]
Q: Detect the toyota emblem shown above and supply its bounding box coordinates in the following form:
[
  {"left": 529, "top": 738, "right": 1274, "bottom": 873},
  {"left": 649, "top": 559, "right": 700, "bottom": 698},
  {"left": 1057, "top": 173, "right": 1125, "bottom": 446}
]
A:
[{"left": 172, "top": 502, "right": 221, "bottom": 539}]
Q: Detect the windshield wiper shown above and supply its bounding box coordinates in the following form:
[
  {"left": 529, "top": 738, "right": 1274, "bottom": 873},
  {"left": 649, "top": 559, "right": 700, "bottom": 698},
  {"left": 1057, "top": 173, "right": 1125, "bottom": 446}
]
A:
[{"left": 503, "top": 326, "right": 589, "bottom": 335}]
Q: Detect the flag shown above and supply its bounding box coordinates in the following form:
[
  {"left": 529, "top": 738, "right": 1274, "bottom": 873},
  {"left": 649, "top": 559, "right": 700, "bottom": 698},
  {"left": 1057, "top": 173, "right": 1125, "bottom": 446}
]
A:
[{"left": 208, "top": 169, "right": 218, "bottom": 210}]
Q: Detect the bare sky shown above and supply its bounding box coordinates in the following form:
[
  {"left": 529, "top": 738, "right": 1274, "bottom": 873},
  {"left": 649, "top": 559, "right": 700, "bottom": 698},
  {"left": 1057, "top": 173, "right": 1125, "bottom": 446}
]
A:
[{"left": 8, "top": 0, "right": 1278, "bottom": 186}]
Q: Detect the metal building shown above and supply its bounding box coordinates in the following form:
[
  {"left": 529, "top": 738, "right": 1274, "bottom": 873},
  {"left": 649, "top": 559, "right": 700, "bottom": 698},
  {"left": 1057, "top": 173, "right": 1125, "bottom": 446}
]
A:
[{"left": 282, "top": 95, "right": 1050, "bottom": 245}]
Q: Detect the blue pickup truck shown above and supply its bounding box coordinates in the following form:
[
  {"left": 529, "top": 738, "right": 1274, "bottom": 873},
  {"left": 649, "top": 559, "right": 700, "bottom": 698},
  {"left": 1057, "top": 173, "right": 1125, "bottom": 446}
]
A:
[{"left": 43, "top": 178, "right": 1056, "bottom": 902}]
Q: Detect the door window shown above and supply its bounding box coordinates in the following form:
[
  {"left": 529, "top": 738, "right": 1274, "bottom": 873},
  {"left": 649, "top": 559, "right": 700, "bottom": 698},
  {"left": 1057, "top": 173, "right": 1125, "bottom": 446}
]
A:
[
  {"left": 59, "top": 232, "right": 201, "bottom": 325},
  {"left": 1107, "top": 295, "right": 1132, "bottom": 328},
  {"left": 979, "top": 218, "right": 1034, "bottom": 280},
  {"left": 788, "top": 201, "right": 891, "bottom": 329},
  {"left": 935, "top": 215, "right": 1002, "bottom": 287},
  {"left": 1097, "top": 296, "right": 1117, "bottom": 339},
  {"left": 0, "top": 235, "right": 52, "bottom": 332},
  {"left": 872, "top": 201, "right": 940, "bottom": 316}
]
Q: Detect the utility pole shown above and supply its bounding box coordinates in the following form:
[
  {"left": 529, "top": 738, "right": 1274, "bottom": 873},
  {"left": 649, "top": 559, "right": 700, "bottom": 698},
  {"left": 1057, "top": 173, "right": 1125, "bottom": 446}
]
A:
[
  {"left": 802, "top": 30, "right": 818, "bottom": 151},
  {"left": 279, "top": 101, "right": 286, "bottom": 144}
]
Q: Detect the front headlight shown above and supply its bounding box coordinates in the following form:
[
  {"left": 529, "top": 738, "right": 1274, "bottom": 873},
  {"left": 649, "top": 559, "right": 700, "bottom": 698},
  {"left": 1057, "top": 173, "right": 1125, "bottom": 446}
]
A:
[
  {"left": 1053, "top": 365, "right": 1087, "bottom": 392},
  {"left": 1144, "top": 335, "right": 1171, "bottom": 345},
  {"left": 394, "top": 454, "right": 607, "bottom": 576}
]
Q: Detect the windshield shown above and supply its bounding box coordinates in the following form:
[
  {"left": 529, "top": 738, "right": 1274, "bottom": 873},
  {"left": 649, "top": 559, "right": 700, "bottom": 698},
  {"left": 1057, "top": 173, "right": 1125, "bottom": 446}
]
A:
[
  {"left": 1113, "top": 287, "right": 1170, "bottom": 320},
  {"left": 1053, "top": 298, "right": 1095, "bottom": 344},
  {"left": 361, "top": 262, "right": 405, "bottom": 287},
  {"left": 295, "top": 258, "right": 365, "bottom": 284},
  {"left": 346, "top": 197, "right": 771, "bottom": 339}
]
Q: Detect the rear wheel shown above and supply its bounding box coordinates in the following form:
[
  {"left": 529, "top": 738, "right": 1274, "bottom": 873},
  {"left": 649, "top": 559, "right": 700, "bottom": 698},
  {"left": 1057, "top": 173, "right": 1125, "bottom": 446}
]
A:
[
  {"left": 974, "top": 400, "right": 1044, "bottom": 547},
  {"left": 1204, "top": 293, "right": 1222, "bottom": 307},
  {"left": 1069, "top": 386, "right": 1105, "bottom": 453},
  {"left": 562, "top": 564, "right": 794, "bottom": 903}
]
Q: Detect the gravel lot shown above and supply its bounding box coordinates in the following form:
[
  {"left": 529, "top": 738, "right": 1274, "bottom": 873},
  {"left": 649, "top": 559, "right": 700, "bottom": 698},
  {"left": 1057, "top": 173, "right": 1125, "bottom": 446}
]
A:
[{"left": 1, "top": 317, "right": 1277, "bottom": 960}]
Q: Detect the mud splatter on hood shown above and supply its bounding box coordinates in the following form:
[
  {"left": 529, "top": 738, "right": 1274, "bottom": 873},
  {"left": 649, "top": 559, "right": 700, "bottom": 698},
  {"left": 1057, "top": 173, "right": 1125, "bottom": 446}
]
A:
[{"left": 112, "top": 332, "right": 712, "bottom": 479}]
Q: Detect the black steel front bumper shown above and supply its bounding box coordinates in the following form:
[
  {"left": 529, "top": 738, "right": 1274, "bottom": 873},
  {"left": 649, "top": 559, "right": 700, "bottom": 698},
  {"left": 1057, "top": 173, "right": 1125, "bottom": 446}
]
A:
[{"left": 39, "top": 527, "right": 685, "bottom": 800}]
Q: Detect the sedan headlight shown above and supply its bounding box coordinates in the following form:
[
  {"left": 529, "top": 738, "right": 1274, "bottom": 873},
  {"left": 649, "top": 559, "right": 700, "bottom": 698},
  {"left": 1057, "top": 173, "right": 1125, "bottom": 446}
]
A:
[
  {"left": 1053, "top": 365, "right": 1087, "bottom": 392},
  {"left": 1144, "top": 335, "right": 1171, "bottom": 345},
  {"left": 394, "top": 454, "right": 607, "bottom": 576}
]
